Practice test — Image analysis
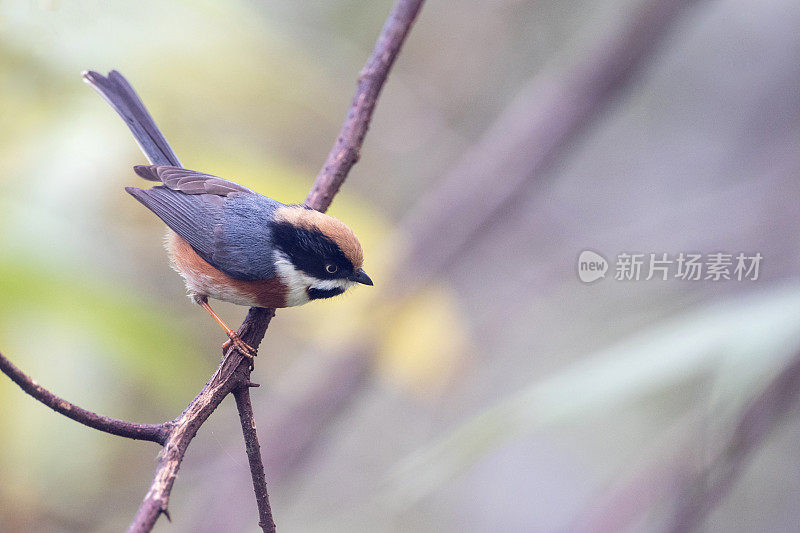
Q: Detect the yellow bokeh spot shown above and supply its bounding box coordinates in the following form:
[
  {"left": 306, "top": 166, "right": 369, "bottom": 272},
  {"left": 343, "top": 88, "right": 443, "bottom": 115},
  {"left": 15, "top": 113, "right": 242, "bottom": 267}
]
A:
[{"left": 377, "top": 287, "right": 469, "bottom": 396}]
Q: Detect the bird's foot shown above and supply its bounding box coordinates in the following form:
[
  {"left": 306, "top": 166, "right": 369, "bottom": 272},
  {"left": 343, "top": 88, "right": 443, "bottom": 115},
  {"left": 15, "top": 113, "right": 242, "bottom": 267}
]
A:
[{"left": 222, "top": 333, "right": 257, "bottom": 361}]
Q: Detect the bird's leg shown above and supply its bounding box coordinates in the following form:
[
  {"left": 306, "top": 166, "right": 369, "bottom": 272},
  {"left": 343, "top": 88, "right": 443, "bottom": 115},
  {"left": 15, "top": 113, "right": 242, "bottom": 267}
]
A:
[{"left": 196, "top": 297, "right": 257, "bottom": 359}]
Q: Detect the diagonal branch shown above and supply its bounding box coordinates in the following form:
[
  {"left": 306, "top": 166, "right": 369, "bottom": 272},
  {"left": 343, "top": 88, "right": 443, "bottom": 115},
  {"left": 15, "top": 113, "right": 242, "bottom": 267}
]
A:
[
  {"left": 130, "top": 0, "right": 425, "bottom": 530},
  {"left": 669, "top": 352, "right": 800, "bottom": 532},
  {"left": 569, "top": 352, "right": 800, "bottom": 533},
  {"left": 0, "top": 351, "right": 168, "bottom": 444},
  {"left": 128, "top": 307, "right": 274, "bottom": 533},
  {"left": 1, "top": 1, "right": 424, "bottom": 530},
  {"left": 396, "top": 0, "right": 699, "bottom": 290},
  {"left": 305, "top": 0, "right": 425, "bottom": 212}
]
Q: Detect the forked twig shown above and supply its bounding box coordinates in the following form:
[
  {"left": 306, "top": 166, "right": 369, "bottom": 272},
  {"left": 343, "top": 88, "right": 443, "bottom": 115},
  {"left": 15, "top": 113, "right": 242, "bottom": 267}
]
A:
[{"left": 0, "top": 1, "right": 425, "bottom": 531}]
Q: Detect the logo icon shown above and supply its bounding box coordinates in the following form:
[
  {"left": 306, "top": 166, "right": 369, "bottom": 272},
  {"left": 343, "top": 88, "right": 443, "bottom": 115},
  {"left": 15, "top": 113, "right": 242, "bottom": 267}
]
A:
[{"left": 577, "top": 250, "right": 608, "bottom": 283}]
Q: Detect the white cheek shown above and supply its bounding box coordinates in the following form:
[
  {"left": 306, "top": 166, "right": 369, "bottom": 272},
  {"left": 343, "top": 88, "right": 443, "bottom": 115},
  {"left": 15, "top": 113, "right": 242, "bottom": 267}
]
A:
[
  {"left": 273, "top": 251, "right": 356, "bottom": 306},
  {"left": 273, "top": 253, "right": 311, "bottom": 306},
  {"left": 309, "top": 278, "right": 356, "bottom": 291}
]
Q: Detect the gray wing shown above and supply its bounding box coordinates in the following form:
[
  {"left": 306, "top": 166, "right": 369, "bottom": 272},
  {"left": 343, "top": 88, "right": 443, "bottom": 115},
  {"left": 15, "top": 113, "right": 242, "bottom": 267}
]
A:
[
  {"left": 126, "top": 185, "right": 223, "bottom": 264},
  {"left": 127, "top": 165, "right": 280, "bottom": 280},
  {"left": 133, "top": 165, "right": 255, "bottom": 195}
]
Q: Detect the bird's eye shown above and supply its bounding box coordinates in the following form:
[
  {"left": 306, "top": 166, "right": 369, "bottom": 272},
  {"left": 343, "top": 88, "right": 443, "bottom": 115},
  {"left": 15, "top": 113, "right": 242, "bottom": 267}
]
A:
[{"left": 325, "top": 264, "right": 338, "bottom": 274}]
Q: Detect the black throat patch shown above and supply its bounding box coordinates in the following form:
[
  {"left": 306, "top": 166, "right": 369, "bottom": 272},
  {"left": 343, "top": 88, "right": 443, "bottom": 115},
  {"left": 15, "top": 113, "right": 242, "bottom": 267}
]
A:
[{"left": 307, "top": 286, "right": 346, "bottom": 300}]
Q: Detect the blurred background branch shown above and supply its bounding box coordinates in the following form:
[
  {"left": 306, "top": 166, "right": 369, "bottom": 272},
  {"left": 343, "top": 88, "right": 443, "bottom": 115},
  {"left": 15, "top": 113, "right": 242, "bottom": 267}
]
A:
[
  {"left": 570, "top": 341, "right": 800, "bottom": 533},
  {"left": 670, "top": 350, "right": 800, "bottom": 532},
  {"left": 395, "top": 0, "right": 700, "bottom": 290}
]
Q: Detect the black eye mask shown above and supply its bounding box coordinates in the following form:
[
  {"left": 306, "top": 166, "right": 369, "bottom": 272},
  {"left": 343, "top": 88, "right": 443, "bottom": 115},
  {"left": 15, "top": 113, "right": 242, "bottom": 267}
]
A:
[{"left": 270, "top": 221, "right": 353, "bottom": 279}]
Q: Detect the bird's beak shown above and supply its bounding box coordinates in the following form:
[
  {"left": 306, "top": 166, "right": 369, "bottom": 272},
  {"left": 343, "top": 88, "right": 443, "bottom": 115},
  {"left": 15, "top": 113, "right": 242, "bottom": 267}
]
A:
[{"left": 350, "top": 268, "right": 373, "bottom": 286}]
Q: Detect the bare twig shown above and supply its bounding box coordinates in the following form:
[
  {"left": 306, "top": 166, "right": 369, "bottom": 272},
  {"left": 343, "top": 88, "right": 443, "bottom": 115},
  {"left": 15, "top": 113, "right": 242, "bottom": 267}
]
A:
[
  {"left": 0, "top": 351, "right": 168, "bottom": 444},
  {"left": 306, "top": 0, "right": 425, "bottom": 212},
  {"left": 127, "top": 0, "right": 425, "bottom": 527},
  {"left": 234, "top": 386, "right": 276, "bottom": 533},
  {"left": 128, "top": 307, "right": 274, "bottom": 532},
  {"left": 0, "top": 1, "right": 424, "bottom": 531}
]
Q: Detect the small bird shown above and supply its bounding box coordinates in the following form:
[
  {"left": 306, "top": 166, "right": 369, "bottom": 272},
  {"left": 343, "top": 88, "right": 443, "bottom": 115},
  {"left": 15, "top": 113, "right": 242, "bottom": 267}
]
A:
[{"left": 83, "top": 70, "right": 373, "bottom": 358}]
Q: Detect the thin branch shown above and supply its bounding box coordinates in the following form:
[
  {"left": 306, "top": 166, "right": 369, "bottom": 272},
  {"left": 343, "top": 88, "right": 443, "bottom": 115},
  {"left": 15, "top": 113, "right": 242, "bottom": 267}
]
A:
[
  {"left": 1, "top": 1, "right": 422, "bottom": 530},
  {"left": 0, "top": 351, "right": 168, "bottom": 445},
  {"left": 234, "top": 386, "right": 276, "bottom": 533},
  {"left": 305, "top": 0, "right": 425, "bottom": 212},
  {"left": 129, "top": 307, "right": 274, "bottom": 533}
]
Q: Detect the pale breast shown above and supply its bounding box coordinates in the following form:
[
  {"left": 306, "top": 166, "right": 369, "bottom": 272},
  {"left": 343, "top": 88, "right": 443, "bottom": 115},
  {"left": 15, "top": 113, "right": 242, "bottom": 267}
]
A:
[{"left": 165, "top": 230, "right": 288, "bottom": 308}]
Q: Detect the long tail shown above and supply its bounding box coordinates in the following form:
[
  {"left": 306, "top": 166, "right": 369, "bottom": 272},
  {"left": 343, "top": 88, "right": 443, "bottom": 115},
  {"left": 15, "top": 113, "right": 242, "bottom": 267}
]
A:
[{"left": 82, "top": 70, "right": 182, "bottom": 167}]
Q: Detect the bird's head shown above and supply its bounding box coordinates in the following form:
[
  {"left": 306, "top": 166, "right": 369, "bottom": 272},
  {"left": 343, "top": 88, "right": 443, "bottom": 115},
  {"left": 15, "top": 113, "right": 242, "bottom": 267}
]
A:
[{"left": 270, "top": 205, "right": 372, "bottom": 307}]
